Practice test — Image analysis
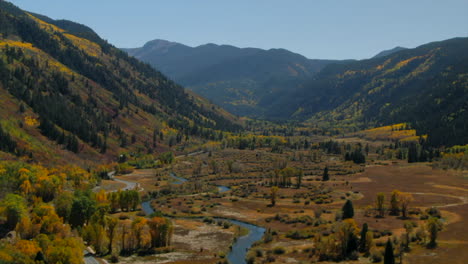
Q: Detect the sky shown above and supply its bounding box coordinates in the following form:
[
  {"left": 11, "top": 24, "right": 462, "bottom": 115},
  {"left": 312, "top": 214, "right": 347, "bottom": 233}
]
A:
[{"left": 7, "top": 0, "right": 468, "bottom": 60}]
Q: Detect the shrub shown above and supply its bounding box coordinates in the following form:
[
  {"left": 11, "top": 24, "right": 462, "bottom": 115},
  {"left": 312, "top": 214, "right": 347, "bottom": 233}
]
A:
[
  {"left": 426, "top": 207, "right": 441, "bottom": 218},
  {"left": 136, "top": 211, "right": 146, "bottom": 216},
  {"left": 203, "top": 217, "right": 214, "bottom": 224},
  {"left": 370, "top": 247, "right": 382, "bottom": 263},
  {"left": 273, "top": 247, "right": 286, "bottom": 255},
  {"left": 119, "top": 214, "right": 129, "bottom": 220},
  {"left": 266, "top": 255, "right": 276, "bottom": 262},
  {"left": 349, "top": 250, "right": 359, "bottom": 260},
  {"left": 314, "top": 209, "right": 323, "bottom": 218},
  {"left": 110, "top": 255, "right": 119, "bottom": 263},
  {"left": 246, "top": 255, "right": 255, "bottom": 264}
]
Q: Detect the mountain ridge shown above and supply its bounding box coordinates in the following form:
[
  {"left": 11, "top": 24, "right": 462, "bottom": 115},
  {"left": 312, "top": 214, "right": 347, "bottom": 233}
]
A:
[
  {"left": 264, "top": 37, "right": 468, "bottom": 146},
  {"left": 123, "top": 39, "right": 346, "bottom": 116}
]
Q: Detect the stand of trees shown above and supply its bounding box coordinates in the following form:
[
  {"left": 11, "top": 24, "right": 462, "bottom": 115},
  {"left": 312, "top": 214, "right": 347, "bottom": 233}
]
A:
[
  {"left": 0, "top": 124, "right": 18, "bottom": 155},
  {"left": 268, "top": 167, "right": 303, "bottom": 188},
  {"left": 0, "top": 161, "right": 173, "bottom": 263}
]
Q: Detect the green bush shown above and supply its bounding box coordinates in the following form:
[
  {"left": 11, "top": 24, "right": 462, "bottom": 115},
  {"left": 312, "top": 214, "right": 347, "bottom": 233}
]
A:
[{"left": 273, "top": 246, "right": 286, "bottom": 255}]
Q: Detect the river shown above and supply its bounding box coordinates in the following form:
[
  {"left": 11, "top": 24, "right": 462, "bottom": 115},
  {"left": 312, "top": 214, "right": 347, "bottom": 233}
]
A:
[
  {"left": 141, "top": 173, "right": 265, "bottom": 264},
  {"left": 169, "top": 172, "right": 188, "bottom": 184}
]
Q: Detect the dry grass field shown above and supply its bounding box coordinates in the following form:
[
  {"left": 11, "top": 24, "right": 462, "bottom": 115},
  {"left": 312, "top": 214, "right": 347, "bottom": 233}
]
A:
[{"left": 100, "top": 142, "right": 467, "bottom": 264}]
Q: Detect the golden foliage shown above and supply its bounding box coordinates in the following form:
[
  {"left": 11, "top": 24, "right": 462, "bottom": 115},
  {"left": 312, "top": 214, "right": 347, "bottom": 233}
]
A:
[
  {"left": 64, "top": 33, "right": 101, "bottom": 57},
  {"left": 24, "top": 116, "right": 39, "bottom": 126},
  {"left": 27, "top": 13, "right": 65, "bottom": 33},
  {"left": 0, "top": 39, "right": 74, "bottom": 75},
  {"left": 357, "top": 123, "right": 426, "bottom": 142},
  {"left": 0, "top": 251, "right": 13, "bottom": 262},
  {"left": 15, "top": 240, "right": 40, "bottom": 258},
  {"left": 385, "top": 55, "right": 426, "bottom": 74}
]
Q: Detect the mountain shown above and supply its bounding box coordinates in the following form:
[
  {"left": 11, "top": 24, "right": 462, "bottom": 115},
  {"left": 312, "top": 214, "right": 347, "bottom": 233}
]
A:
[
  {"left": 123, "top": 40, "right": 345, "bottom": 116},
  {"left": 263, "top": 37, "right": 468, "bottom": 146},
  {"left": 373, "top": 46, "right": 407, "bottom": 58},
  {"left": 0, "top": 1, "right": 240, "bottom": 165}
]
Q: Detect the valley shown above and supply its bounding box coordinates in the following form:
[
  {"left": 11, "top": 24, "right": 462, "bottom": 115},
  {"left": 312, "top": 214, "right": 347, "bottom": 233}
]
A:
[
  {"left": 96, "top": 133, "right": 468, "bottom": 264},
  {"left": 0, "top": 1, "right": 466, "bottom": 264}
]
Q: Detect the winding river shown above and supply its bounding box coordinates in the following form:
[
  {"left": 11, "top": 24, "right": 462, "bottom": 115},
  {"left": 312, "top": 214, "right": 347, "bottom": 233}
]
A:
[
  {"left": 169, "top": 172, "right": 188, "bottom": 184},
  {"left": 141, "top": 173, "right": 266, "bottom": 264}
]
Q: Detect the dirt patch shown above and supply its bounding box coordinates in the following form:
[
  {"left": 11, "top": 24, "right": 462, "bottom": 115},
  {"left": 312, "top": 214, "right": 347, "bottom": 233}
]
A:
[
  {"left": 117, "top": 252, "right": 202, "bottom": 264},
  {"left": 352, "top": 177, "right": 372, "bottom": 183},
  {"left": 172, "top": 219, "right": 234, "bottom": 253},
  {"left": 94, "top": 180, "right": 126, "bottom": 191}
]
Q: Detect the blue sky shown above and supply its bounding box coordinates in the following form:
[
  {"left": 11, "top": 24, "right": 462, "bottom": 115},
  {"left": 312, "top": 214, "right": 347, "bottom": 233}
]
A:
[{"left": 7, "top": 0, "right": 468, "bottom": 59}]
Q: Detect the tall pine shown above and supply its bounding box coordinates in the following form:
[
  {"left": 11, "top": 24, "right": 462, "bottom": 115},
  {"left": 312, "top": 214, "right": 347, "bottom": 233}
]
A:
[
  {"left": 342, "top": 200, "right": 354, "bottom": 219},
  {"left": 322, "top": 166, "right": 329, "bottom": 181},
  {"left": 384, "top": 239, "right": 395, "bottom": 264},
  {"left": 359, "top": 223, "right": 369, "bottom": 253}
]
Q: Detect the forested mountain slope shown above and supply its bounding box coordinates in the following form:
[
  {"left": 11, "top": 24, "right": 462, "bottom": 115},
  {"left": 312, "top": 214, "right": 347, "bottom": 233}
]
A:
[
  {"left": 0, "top": 1, "right": 240, "bottom": 165},
  {"left": 264, "top": 37, "right": 468, "bottom": 146},
  {"left": 123, "top": 40, "right": 345, "bottom": 116}
]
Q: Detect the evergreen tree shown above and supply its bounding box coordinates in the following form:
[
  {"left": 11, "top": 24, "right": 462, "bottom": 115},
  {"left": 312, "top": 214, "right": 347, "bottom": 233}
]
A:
[
  {"left": 342, "top": 200, "right": 354, "bottom": 219},
  {"left": 359, "top": 223, "right": 369, "bottom": 253},
  {"left": 384, "top": 239, "right": 395, "bottom": 264},
  {"left": 100, "top": 136, "right": 107, "bottom": 153},
  {"left": 0, "top": 124, "right": 17, "bottom": 154},
  {"left": 408, "top": 143, "right": 418, "bottom": 163},
  {"left": 322, "top": 166, "right": 329, "bottom": 181}
]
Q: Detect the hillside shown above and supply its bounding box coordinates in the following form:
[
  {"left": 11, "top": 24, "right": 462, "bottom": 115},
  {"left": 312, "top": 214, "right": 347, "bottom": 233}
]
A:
[
  {"left": 0, "top": 1, "right": 241, "bottom": 166},
  {"left": 123, "top": 40, "right": 344, "bottom": 116},
  {"left": 264, "top": 37, "right": 468, "bottom": 146}
]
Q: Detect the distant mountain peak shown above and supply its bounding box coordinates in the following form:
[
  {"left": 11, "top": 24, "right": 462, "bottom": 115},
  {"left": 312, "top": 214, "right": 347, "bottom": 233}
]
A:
[
  {"left": 373, "top": 46, "right": 408, "bottom": 58},
  {"left": 143, "top": 39, "right": 181, "bottom": 50}
]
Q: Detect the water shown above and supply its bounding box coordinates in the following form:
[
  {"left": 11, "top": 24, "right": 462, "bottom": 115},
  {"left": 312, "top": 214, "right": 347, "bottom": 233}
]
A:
[
  {"left": 141, "top": 200, "right": 154, "bottom": 215},
  {"left": 142, "top": 201, "right": 265, "bottom": 264},
  {"left": 141, "top": 187, "right": 263, "bottom": 264},
  {"left": 169, "top": 172, "right": 188, "bottom": 184},
  {"left": 223, "top": 219, "right": 265, "bottom": 264},
  {"left": 218, "top": 185, "right": 230, "bottom": 193},
  {"left": 169, "top": 173, "right": 231, "bottom": 193}
]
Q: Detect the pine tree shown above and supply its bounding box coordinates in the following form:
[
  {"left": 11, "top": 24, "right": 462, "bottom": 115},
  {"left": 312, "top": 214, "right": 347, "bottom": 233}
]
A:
[
  {"left": 100, "top": 136, "right": 107, "bottom": 153},
  {"left": 408, "top": 143, "right": 418, "bottom": 163},
  {"left": 342, "top": 200, "right": 354, "bottom": 219},
  {"left": 359, "top": 223, "right": 369, "bottom": 253},
  {"left": 384, "top": 239, "right": 395, "bottom": 264},
  {"left": 322, "top": 166, "right": 329, "bottom": 181}
]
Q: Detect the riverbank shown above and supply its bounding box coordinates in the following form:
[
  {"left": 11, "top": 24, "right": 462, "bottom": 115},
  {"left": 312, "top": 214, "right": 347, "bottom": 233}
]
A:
[{"left": 127, "top": 171, "right": 265, "bottom": 264}]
